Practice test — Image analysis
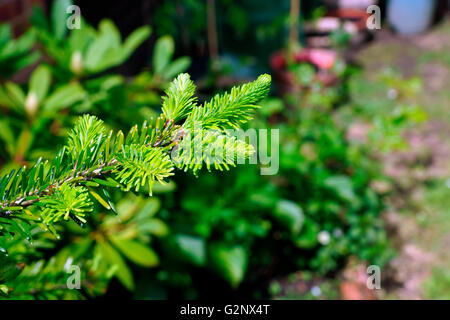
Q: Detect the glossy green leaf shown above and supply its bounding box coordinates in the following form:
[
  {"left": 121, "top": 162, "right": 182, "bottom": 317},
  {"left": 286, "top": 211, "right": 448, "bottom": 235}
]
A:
[
  {"left": 153, "top": 35, "right": 174, "bottom": 75},
  {"left": 29, "top": 65, "right": 51, "bottom": 103},
  {"left": 209, "top": 244, "right": 247, "bottom": 287},
  {"left": 5, "top": 82, "right": 25, "bottom": 108},
  {"left": 52, "top": 0, "right": 72, "bottom": 40},
  {"left": 138, "top": 218, "right": 168, "bottom": 237},
  {"left": 274, "top": 199, "right": 304, "bottom": 234},
  {"left": 164, "top": 57, "right": 191, "bottom": 80},
  {"left": 174, "top": 234, "right": 206, "bottom": 266},
  {"left": 109, "top": 236, "right": 159, "bottom": 267},
  {"left": 135, "top": 198, "right": 161, "bottom": 221},
  {"left": 324, "top": 175, "right": 358, "bottom": 204},
  {"left": 121, "top": 26, "right": 151, "bottom": 61},
  {"left": 97, "top": 241, "right": 134, "bottom": 291},
  {"left": 43, "top": 83, "right": 85, "bottom": 112}
]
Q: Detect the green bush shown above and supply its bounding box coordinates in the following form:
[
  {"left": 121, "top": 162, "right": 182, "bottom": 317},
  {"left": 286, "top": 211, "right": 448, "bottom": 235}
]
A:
[{"left": 0, "top": 0, "right": 426, "bottom": 300}]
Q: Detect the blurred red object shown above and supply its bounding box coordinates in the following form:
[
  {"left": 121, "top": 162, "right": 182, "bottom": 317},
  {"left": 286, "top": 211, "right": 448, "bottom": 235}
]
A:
[
  {"left": 340, "top": 281, "right": 376, "bottom": 300},
  {"left": 272, "top": 48, "right": 337, "bottom": 71},
  {"left": 0, "top": 0, "right": 46, "bottom": 35},
  {"left": 306, "top": 49, "right": 336, "bottom": 70},
  {"left": 340, "top": 261, "right": 377, "bottom": 300},
  {"left": 270, "top": 51, "right": 287, "bottom": 70},
  {"left": 270, "top": 48, "right": 338, "bottom": 96},
  {"left": 326, "top": 8, "right": 371, "bottom": 31}
]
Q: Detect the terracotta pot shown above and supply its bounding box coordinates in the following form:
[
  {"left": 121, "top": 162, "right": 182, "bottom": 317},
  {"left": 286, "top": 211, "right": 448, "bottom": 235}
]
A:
[
  {"left": 304, "top": 7, "right": 373, "bottom": 49},
  {"left": 326, "top": 8, "right": 371, "bottom": 31},
  {"left": 323, "top": 0, "right": 378, "bottom": 10},
  {"left": 270, "top": 51, "right": 296, "bottom": 97}
]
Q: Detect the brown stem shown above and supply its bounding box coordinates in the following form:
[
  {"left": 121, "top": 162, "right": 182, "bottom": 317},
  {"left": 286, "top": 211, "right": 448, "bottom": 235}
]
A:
[
  {"left": 1, "top": 119, "right": 178, "bottom": 214},
  {"left": 289, "top": 0, "right": 301, "bottom": 49},
  {"left": 151, "top": 119, "right": 174, "bottom": 147},
  {"left": 1, "top": 159, "right": 118, "bottom": 212},
  {"left": 207, "top": 0, "right": 219, "bottom": 61}
]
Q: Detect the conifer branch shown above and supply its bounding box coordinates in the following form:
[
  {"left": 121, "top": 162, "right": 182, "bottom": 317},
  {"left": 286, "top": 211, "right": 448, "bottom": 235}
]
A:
[
  {"left": 184, "top": 74, "right": 271, "bottom": 130},
  {"left": 0, "top": 73, "right": 271, "bottom": 237}
]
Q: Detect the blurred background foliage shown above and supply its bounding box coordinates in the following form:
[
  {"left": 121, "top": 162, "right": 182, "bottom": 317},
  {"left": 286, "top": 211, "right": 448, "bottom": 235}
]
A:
[{"left": 0, "top": 0, "right": 448, "bottom": 299}]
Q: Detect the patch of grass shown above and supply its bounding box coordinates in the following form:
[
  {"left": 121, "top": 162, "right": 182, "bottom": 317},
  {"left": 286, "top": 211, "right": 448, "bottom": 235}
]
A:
[
  {"left": 354, "top": 19, "right": 450, "bottom": 299},
  {"left": 424, "top": 268, "right": 450, "bottom": 299},
  {"left": 421, "top": 179, "right": 450, "bottom": 299}
]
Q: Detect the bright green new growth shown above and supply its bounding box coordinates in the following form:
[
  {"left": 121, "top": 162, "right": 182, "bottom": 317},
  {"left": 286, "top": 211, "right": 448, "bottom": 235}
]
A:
[
  {"left": 67, "top": 114, "right": 106, "bottom": 163},
  {"left": 184, "top": 73, "right": 271, "bottom": 130},
  {"left": 115, "top": 145, "right": 174, "bottom": 194},
  {"left": 161, "top": 73, "right": 197, "bottom": 122},
  {"left": 0, "top": 73, "right": 271, "bottom": 238},
  {"left": 40, "top": 184, "right": 93, "bottom": 225},
  {"left": 173, "top": 129, "right": 255, "bottom": 173}
]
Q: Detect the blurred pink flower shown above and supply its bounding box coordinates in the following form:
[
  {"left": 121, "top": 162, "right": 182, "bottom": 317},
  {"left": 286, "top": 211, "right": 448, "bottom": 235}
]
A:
[{"left": 308, "top": 49, "right": 336, "bottom": 70}]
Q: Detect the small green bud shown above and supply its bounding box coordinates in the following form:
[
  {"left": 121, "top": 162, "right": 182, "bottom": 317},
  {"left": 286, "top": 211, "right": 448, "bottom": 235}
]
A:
[
  {"left": 25, "top": 91, "right": 39, "bottom": 117},
  {"left": 70, "top": 51, "right": 83, "bottom": 75}
]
